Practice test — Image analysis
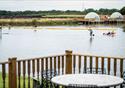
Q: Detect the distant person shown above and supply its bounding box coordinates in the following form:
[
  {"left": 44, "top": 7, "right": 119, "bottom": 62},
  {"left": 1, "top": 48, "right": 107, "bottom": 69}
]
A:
[
  {"left": 8, "top": 25, "right": 11, "bottom": 30},
  {"left": 0, "top": 26, "right": 2, "bottom": 29},
  {"left": 34, "top": 29, "right": 37, "bottom": 32},
  {"left": 103, "top": 32, "right": 111, "bottom": 35},
  {"left": 107, "top": 32, "right": 111, "bottom": 35},
  {"left": 103, "top": 31, "right": 116, "bottom": 36},
  {"left": 34, "top": 25, "right": 37, "bottom": 28},
  {"left": 0, "top": 26, "right": 2, "bottom": 38},
  {"left": 111, "top": 31, "right": 115, "bottom": 35},
  {"left": 88, "top": 27, "right": 94, "bottom": 37}
]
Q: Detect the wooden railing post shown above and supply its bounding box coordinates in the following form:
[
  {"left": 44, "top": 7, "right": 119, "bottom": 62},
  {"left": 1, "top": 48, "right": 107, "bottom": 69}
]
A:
[
  {"left": 8, "top": 58, "right": 12, "bottom": 88},
  {"left": 8, "top": 57, "right": 17, "bottom": 88},
  {"left": 120, "top": 59, "right": 123, "bottom": 78},
  {"left": 65, "top": 50, "right": 72, "bottom": 74},
  {"left": 84, "top": 56, "right": 87, "bottom": 73},
  {"left": 2, "top": 63, "right": 6, "bottom": 88}
]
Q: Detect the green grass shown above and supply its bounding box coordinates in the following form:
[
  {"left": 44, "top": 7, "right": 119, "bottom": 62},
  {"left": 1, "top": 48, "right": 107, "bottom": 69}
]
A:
[
  {"left": 44, "top": 15, "right": 84, "bottom": 18},
  {"left": 0, "top": 72, "right": 8, "bottom": 88},
  {"left": 0, "top": 17, "right": 80, "bottom": 26},
  {"left": 0, "top": 72, "right": 63, "bottom": 88},
  {"left": 0, "top": 72, "right": 33, "bottom": 88}
]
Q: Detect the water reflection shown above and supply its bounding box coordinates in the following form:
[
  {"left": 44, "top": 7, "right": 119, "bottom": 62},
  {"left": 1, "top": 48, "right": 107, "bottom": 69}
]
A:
[
  {"left": 89, "top": 37, "right": 93, "bottom": 47},
  {"left": 0, "top": 35, "right": 2, "bottom": 43}
]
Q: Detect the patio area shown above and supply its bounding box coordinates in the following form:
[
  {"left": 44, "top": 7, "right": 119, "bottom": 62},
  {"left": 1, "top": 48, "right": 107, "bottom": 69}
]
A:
[{"left": 0, "top": 50, "right": 124, "bottom": 88}]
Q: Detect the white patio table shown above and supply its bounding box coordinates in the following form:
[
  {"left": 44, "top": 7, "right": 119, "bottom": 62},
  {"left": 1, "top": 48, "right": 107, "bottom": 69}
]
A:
[{"left": 51, "top": 74, "right": 123, "bottom": 88}]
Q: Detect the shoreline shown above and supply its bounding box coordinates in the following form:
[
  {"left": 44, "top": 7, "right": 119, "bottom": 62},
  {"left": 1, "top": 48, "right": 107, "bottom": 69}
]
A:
[
  {"left": 0, "top": 25, "right": 120, "bottom": 30},
  {"left": 0, "top": 18, "right": 125, "bottom": 26}
]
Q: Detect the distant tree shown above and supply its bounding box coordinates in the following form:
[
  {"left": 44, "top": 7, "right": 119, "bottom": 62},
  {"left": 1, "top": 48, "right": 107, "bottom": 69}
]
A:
[
  {"left": 84, "top": 8, "right": 96, "bottom": 14},
  {"left": 120, "top": 7, "right": 125, "bottom": 15},
  {"left": 0, "top": 7, "right": 123, "bottom": 17},
  {"left": 109, "top": 9, "right": 119, "bottom": 14},
  {"left": 98, "top": 8, "right": 109, "bottom": 15}
]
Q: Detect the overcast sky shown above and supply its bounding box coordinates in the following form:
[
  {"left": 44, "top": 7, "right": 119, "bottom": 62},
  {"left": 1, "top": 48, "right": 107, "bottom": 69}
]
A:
[{"left": 0, "top": 0, "right": 125, "bottom": 11}]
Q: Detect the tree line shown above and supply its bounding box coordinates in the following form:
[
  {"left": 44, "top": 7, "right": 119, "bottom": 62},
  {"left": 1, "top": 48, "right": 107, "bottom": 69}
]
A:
[{"left": 0, "top": 7, "right": 125, "bottom": 18}]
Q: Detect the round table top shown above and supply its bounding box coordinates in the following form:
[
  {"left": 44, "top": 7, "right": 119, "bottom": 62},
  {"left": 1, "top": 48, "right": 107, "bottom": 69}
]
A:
[{"left": 51, "top": 74, "right": 124, "bottom": 87}]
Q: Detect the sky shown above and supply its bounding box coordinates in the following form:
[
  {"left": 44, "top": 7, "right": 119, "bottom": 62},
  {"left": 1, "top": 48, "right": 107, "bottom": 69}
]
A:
[{"left": 0, "top": 0, "right": 125, "bottom": 11}]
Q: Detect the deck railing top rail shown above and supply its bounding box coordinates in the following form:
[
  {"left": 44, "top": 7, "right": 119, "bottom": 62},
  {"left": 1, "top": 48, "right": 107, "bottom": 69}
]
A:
[
  {"left": 73, "top": 53, "right": 125, "bottom": 60},
  {"left": 0, "top": 54, "right": 65, "bottom": 64},
  {"left": 0, "top": 53, "right": 124, "bottom": 64},
  {"left": 17, "top": 54, "right": 65, "bottom": 62},
  {"left": 0, "top": 61, "right": 8, "bottom": 64}
]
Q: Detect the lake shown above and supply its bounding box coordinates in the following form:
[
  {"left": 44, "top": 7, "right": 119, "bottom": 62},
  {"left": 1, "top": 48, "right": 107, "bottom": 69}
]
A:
[{"left": 0, "top": 25, "right": 125, "bottom": 62}]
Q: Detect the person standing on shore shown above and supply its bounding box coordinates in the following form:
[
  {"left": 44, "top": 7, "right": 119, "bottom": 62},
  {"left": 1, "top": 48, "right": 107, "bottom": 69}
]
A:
[
  {"left": 0, "top": 26, "right": 2, "bottom": 38},
  {"left": 8, "top": 25, "right": 11, "bottom": 30},
  {"left": 0, "top": 26, "right": 2, "bottom": 29},
  {"left": 88, "top": 27, "right": 94, "bottom": 37}
]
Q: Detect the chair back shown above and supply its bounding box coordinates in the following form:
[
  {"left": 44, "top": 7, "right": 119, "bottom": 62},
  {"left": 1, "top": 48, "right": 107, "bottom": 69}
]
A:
[
  {"left": 42, "top": 69, "right": 58, "bottom": 80},
  {"left": 122, "top": 71, "right": 125, "bottom": 88},
  {"left": 123, "top": 71, "right": 125, "bottom": 81},
  {"left": 83, "top": 68, "right": 106, "bottom": 74}
]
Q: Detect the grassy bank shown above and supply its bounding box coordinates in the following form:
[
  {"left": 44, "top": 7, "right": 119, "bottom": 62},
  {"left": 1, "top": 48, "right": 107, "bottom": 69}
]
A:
[
  {"left": 0, "top": 72, "right": 33, "bottom": 88},
  {"left": 0, "top": 17, "right": 124, "bottom": 26},
  {"left": 0, "top": 18, "right": 80, "bottom": 26},
  {"left": 43, "top": 15, "right": 84, "bottom": 18}
]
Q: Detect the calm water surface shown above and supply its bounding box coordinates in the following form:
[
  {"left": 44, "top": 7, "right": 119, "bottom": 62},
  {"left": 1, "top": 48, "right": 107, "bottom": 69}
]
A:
[{"left": 0, "top": 26, "right": 125, "bottom": 62}]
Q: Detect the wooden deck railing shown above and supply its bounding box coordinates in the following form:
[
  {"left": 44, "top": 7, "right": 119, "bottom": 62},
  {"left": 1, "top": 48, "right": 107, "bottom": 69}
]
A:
[{"left": 0, "top": 50, "right": 124, "bottom": 88}]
